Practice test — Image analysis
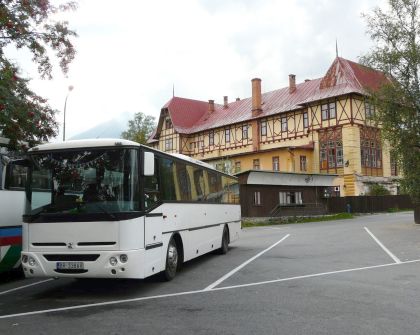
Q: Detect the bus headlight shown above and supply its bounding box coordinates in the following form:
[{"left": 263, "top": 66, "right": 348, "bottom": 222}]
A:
[
  {"left": 22, "top": 255, "right": 28, "bottom": 264},
  {"left": 109, "top": 257, "right": 118, "bottom": 266},
  {"left": 119, "top": 254, "right": 128, "bottom": 263},
  {"left": 28, "top": 257, "right": 36, "bottom": 266}
]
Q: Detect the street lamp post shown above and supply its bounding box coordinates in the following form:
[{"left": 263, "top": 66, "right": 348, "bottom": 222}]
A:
[{"left": 63, "top": 85, "right": 74, "bottom": 141}]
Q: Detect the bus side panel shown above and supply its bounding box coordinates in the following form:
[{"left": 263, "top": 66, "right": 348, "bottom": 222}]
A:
[
  {"left": 0, "top": 190, "right": 25, "bottom": 228},
  {"left": 0, "top": 226, "right": 22, "bottom": 273},
  {"left": 0, "top": 188, "right": 25, "bottom": 272},
  {"left": 181, "top": 226, "right": 220, "bottom": 262}
]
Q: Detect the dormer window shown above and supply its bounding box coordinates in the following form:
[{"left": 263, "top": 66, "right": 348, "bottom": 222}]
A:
[{"left": 165, "top": 118, "right": 172, "bottom": 129}]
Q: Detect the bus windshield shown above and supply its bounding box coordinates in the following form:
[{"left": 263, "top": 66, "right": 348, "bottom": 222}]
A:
[{"left": 26, "top": 148, "right": 139, "bottom": 218}]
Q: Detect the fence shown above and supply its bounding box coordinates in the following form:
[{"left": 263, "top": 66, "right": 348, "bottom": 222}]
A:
[{"left": 324, "top": 195, "right": 414, "bottom": 214}]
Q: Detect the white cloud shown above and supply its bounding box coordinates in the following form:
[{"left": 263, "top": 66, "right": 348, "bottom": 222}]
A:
[{"left": 6, "top": 0, "right": 387, "bottom": 139}]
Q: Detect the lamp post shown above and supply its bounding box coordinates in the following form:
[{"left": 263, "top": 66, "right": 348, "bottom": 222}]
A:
[{"left": 63, "top": 85, "right": 74, "bottom": 141}]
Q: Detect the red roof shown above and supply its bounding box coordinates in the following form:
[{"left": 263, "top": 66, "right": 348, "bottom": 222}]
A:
[{"left": 149, "top": 57, "right": 389, "bottom": 141}]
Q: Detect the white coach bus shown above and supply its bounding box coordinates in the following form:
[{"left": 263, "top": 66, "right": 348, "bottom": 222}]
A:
[{"left": 21, "top": 139, "right": 241, "bottom": 280}]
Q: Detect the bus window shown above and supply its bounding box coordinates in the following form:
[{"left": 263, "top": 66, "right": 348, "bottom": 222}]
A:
[
  {"left": 175, "top": 162, "right": 191, "bottom": 201},
  {"left": 144, "top": 158, "right": 160, "bottom": 209},
  {"left": 158, "top": 157, "right": 176, "bottom": 201},
  {"left": 5, "top": 161, "right": 28, "bottom": 190}
]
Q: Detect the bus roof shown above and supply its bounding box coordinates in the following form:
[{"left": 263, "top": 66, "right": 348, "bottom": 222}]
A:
[{"left": 28, "top": 139, "right": 140, "bottom": 152}]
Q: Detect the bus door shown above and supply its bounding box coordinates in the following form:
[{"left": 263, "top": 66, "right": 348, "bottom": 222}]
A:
[{"left": 142, "top": 153, "right": 164, "bottom": 276}]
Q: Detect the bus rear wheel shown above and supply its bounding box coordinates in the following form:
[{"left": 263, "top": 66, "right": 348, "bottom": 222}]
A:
[
  {"left": 219, "top": 226, "right": 229, "bottom": 255},
  {"left": 162, "top": 237, "right": 179, "bottom": 281}
]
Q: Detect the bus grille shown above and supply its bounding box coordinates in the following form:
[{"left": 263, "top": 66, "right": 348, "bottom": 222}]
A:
[{"left": 44, "top": 254, "right": 100, "bottom": 262}]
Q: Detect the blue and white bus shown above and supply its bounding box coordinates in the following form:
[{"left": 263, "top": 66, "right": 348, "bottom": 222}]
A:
[
  {"left": 21, "top": 139, "right": 241, "bottom": 280},
  {"left": 0, "top": 150, "right": 27, "bottom": 273}
]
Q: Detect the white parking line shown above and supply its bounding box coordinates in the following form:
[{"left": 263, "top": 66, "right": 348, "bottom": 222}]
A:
[
  {"left": 364, "top": 227, "right": 402, "bottom": 264},
  {"left": 1, "top": 258, "right": 419, "bottom": 320},
  {"left": 0, "top": 278, "right": 54, "bottom": 296},
  {"left": 204, "top": 234, "right": 290, "bottom": 291}
]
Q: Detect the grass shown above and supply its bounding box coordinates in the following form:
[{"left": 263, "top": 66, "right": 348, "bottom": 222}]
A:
[{"left": 241, "top": 212, "right": 354, "bottom": 228}]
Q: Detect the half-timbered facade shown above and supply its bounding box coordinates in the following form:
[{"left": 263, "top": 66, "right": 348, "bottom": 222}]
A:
[{"left": 148, "top": 57, "right": 401, "bottom": 196}]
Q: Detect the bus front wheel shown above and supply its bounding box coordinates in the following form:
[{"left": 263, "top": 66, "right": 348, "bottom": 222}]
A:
[{"left": 163, "top": 237, "right": 179, "bottom": 281}]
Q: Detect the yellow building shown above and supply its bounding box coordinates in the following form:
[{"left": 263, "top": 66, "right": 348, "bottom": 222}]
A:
[{"left": 148, "top": 57, "right": 401, "bottom": 196}]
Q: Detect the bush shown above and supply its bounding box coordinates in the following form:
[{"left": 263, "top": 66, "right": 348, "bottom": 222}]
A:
[{"left": 368, "top": 184, "right": 391, "bottom": 196}]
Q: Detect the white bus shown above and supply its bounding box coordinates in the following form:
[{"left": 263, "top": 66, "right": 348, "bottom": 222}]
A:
[
  {"left": 21, "top": 139, "right": 241, "bottom": 280},
  {"left": 0, "top": 152, "right": 27, "bottom": 273}
]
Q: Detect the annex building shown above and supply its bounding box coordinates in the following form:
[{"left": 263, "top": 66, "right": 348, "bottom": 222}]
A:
[{"left": 148, "top": 57, "right": 401, "bottom": 202}]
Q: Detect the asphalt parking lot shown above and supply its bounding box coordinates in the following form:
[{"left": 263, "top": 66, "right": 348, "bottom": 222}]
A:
[{"left": 0, "top": 212, "right": 419, "bottom": 335}]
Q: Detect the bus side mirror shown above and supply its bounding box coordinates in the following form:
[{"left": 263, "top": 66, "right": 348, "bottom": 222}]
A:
[{"left": 143, "top": 152, "right": 155, "bottom": 176}]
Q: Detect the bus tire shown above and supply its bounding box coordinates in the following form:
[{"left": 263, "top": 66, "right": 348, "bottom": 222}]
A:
[
  {"left": 219, "top": 226, "right": 229, "bottom": 255},
  {"left": 162, "top": 237, "right": 179, "bottom": 281}
]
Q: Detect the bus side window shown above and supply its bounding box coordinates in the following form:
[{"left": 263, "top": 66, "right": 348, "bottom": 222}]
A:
[
  {"left": 144, "top": 158, "right": 160, "bottom": 209},
  {"left": 5, "top": 162, "right": 28, "bottom": 190}
]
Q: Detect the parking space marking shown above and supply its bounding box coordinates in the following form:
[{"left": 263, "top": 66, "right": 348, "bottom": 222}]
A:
[
  {"left": 0, "top": 278, "right": 54, "bottom": 296},
  {"left": 213, "top": 258, "right": 420, "bottom": 291},
  {"left": 364, "top": 227, "right": 402, "bottom": 264},
  {"left": 1, "top": 258, "right": 419, "bottom": 320},
  {"left": 204, "top": 234, "right": 290, "bottom": 291}
]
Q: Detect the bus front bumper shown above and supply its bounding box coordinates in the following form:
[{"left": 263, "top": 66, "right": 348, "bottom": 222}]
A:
[{"left": 21, "top": 249, "right": 149, "bottom": 279}]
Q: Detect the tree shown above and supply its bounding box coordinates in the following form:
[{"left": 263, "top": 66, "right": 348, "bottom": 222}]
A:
[
  {"left": 121, "top": 112, "right": 156, "bottom": 145},
  {"left": 361, "top": 0, "right": 420, "bottom": 222},
  {"left": 0, "top": 0, "right": 78, "bottom": 150},
  {"left": 367, "top": 184, "right": 391, "bottom": 196}
]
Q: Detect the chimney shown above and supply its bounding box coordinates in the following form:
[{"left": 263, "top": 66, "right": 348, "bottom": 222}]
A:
[
  {"left": 208, "top": 99, "right": 215, "bottom": 113},
  {"left": 304, "top": 79, "right": 311, "bottom": 82},
  {"left": 236, "top": 97, "right": 240, "bottom": 101},
  {"left": 223, "top": 96, "right": 228, "bottom": 108},
  {"left": 251, "top": 78, "right": 262, "bottom": 117},
  {"left": 289, "top": 74, "right": 296, "bottom": 93}
]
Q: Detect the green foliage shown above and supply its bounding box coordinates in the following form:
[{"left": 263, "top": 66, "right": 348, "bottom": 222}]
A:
[
  {"left": 0, "top": 0, "right": 78, "bottom": 150},
  {"left": 121, "top": 112, "right": 156, "bottom": 145},
  {"left": 367, "top": 183, "right": 391, "bottom": 196},
  {"left": 361, "top": 0, "right": 420, "bottom": 203}
]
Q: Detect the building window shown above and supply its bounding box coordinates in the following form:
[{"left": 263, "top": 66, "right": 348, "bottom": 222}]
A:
[
  {"left": 165, "top": 138, "right": 173, "bottom": 151},
  {"left": 242, "top": 125, "right": 248, "bottom": 139},
  {"left": 209, "top": 131, "right": 214, "bottom": 146},
  {"left": 272, "top": 156, "right": 279, "bottom": 171},
  {"left": 281, "top": 117, "right": 288, "bottom": 132},
  {"left": 235, "top": 161, "right": 241, "bottom": 173},
  {"left": 165, "top": 118, "right": 172, "bottom": 129},
  {"left": 361, "top": 140, "right": 382, "bottom": 168},
  {"left": 365, "top": 102, "right": 375, "bottom": 119},
  {"left": 225, "top": 129, "right": 230, "bottom": 143},
  {"left": 321, "top": 102, "right": 336, "bottom": 120},
  {"left": 300, "top": 156, "right": 307, "bottom": 171},
  {"left": 303, "top": 112, "right": 309, "bottom": 128},
  {"left": 253, "top": 159, "right": 260, "bottom": 170},
  {"left": 319, "top": 129, "right": 343, "bottom": 170},
  {"left": 260, "top": 120, "right": 267, "bottom": 136},
  {"left": 279, "top": 191, "right": 303, "bottom": 205},
  {"left": 253, "top": 191, "right": 261, "bottom": 205},
  {"left": 322, "top": 140, "right": 343, "bottom": 168}
]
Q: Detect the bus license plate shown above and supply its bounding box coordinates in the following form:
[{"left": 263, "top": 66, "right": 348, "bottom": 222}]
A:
[{"left": 56, "top": 262, "right": 84, "bottom": 270}]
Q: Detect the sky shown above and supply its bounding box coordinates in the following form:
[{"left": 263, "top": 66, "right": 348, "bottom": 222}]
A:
[{"left": 7, "top": 0, "right": 387, "bottom": 140}]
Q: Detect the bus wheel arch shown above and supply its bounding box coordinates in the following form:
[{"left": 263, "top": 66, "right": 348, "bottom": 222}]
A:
[{"left": 172, "top": 233, "right": 184, "bottom": 270}]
